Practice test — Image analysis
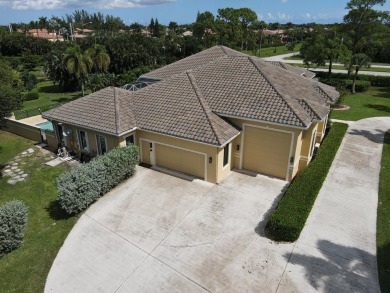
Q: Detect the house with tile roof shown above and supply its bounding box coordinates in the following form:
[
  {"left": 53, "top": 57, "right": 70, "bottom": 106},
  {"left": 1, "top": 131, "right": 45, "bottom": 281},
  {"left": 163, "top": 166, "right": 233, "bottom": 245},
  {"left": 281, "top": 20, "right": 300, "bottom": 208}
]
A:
[{"left": 42, "top": 46, "right": 338, "bottom": 183}]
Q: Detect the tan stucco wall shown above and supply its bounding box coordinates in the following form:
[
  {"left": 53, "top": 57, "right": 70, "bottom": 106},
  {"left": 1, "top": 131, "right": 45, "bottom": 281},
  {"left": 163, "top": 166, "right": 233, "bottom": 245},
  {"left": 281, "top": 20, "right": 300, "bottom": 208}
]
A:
[
  {"left": 5, "top": 118, "right": 42, "bottom": 142},
  {"left": 227, "top": 118, "right": 303, "bottom": 180},
  {"left": 216, "top": 143, "right": 232, "bottom": 183},
  {"left": 316, "top": 114, "right": 328, "bottom": 144},
  {"left": 299, "top": 122, "right": 319, "bottom": 170},
  {"left": 46, "top": 131, "right": 57, "bottom": 151},
  {"left": 136, "top": 130, "right": 220, "bottom": 183},
  {"left": 51, "top": 122, "right": 120, "bottom": 156}
]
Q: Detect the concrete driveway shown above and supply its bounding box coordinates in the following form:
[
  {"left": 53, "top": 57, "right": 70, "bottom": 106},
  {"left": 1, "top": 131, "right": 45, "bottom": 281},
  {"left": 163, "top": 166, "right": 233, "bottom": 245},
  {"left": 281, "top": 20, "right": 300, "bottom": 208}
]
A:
[
  {"left": 45, "top": 117, "right": 390, "bottom": 293},
  {"left": 45, "top": 167, "right": 290, "bottom": 293}
]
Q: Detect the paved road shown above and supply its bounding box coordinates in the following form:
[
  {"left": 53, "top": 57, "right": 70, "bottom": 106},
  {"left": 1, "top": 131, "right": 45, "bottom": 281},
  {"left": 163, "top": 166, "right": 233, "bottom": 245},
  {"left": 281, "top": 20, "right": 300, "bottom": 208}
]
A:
[
  {"left": 45, "top": 117, "right": 390, "bottom": 292},
  {"left": 263, "top": 53, "right": 390, "bottom": 76}
]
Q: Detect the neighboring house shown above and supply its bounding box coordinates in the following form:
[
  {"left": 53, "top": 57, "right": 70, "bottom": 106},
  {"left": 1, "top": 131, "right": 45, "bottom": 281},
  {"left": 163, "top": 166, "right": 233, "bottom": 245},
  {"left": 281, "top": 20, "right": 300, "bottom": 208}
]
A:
[
  {"left": 42, "top": 46, "right": 338, "bottom": 183},
  {"left": 26, "top": 29, "right": 64, "bottom": 42}
]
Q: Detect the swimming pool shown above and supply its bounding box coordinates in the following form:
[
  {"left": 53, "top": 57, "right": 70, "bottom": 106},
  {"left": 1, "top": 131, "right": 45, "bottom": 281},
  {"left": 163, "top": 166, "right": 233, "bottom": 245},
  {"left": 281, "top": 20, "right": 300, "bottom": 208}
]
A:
[{"left": 36, "top": 121, "right": 54, "bottom": 131}]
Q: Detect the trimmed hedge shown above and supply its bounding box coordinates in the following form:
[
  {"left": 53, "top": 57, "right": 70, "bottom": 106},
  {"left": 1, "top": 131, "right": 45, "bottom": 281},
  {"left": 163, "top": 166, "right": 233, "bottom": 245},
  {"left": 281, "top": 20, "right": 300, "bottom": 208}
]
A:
[
  {"left": 266, "top": 123, "right": 348, "bottom": 242},
  {"left": 57, "top": 145, "right": 139, "bottom": 214},
  {"left": 319, "top": 78, "right": 370, "bottom": 92},
  {"left": 316, "top": 72, "right": 390, "bottom": 87},
  {"left": 0, "top": 200, "right": 28, "bottom": 255},
  {"left": 24, "top": 90, "right": 39, "bottom": 101}
]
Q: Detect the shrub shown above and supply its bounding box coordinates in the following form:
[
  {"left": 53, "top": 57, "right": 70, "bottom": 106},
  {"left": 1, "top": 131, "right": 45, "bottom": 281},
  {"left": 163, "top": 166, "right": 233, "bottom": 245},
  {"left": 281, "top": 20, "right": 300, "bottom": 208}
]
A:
[
  {"left": 0, "top": 200, "right": 28, "bottom": 255},
  {"left": 319, "top": 78, "right": 370, "bottom": 93},
  {"left": 57, "top": 145, "right": 139, "bottom": 214},
  {"left": 345, "top": 80, "right": 371, "bottom": 92},
  {"left": 24, "top": 90, "right": 39, "bottom": 101},
  {"left": 266, "top": 123, "right": 348, "bottom": 242},
  {"left": 316, "top": 72, "right": 390, "bottom": 87}
]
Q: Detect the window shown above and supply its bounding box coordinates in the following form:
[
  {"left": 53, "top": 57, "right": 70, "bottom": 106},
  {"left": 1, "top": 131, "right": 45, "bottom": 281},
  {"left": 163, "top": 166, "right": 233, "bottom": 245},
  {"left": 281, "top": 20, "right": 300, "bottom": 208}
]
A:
[
  {"left": 223, "top": 144, "right": 229, "bottom": 167},
  {"left": 125, "top": 135, "right": 134, "bottom": 146},
  {"left": 79, "top": 130, "right": 88, "bottom": 150},
  {"left": 96, "top": 135, "right": 107, "bottom": 155}
]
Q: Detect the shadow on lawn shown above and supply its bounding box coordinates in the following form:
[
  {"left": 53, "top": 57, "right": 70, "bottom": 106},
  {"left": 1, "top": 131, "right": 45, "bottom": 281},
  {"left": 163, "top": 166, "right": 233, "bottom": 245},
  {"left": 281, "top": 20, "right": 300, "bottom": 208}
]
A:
[
  {"left": 284, "top": 239, "right": 379, "bottom": 292},
  {"left": 46, "top": 200, "right": 73, "bottom": 221},
  {"left": 38, "top": 83, "right": 60, "bottom": 94},
  {"left": 365, "top": 104, "right": 390, "bottom": 113},
  {"left": 371, "top": 88, "right": 390, "bottom": 99}
]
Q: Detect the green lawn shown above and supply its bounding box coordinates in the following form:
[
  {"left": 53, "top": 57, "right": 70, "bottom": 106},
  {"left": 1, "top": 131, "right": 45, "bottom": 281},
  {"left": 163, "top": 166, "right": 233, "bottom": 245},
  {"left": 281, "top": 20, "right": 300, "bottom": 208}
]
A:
[
  {"left": 21, "top": 80, "right": 87, "bottom": 111},
  {"left": 378, "top": 130, "right": 390, "bottom": 293},
  {"left": 243, "top": 44, "right": 301, "bottom": 58},
  {"left": 330, "top": 86, "right": 390, "bottom": 121},
  {"left": 0, "top": 131, "right": 78, "bottom": 292}
]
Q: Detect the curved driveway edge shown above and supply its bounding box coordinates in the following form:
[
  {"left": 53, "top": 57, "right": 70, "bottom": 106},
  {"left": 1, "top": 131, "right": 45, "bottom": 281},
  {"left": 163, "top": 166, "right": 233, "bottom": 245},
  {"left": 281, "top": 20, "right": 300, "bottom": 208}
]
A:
[{"left": 277, "top": 117, "right": 390, "bottom": 292}]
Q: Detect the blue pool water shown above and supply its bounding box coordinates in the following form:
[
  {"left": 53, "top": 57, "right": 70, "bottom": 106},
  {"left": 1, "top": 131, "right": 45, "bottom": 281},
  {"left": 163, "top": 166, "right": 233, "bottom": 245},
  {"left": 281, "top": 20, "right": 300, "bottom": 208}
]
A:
[{"left": 37, "top": 121, "right": 54, "bottom": 131}]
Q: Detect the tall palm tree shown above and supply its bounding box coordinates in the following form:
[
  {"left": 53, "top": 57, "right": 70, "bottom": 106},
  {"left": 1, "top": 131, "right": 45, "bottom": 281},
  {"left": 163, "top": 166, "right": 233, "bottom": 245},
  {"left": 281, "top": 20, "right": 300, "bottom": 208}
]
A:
[
  {"left": 63, "top": 45, "right": 93, "bottom": 96},
  {"left": 87, "top": 44, "right": 110, "bottom": 73}
]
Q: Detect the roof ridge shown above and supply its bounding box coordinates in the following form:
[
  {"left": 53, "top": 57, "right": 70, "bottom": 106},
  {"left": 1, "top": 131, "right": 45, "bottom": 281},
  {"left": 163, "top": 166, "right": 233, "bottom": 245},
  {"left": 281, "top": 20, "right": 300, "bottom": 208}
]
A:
[
  {"left": 248, "top": 56, "right": 308, "bottom": 128},
  {"left": 220, "top": 45, "right": 228, "bottom": 55},
  {"left": 186, "top": 71, "right": 222, "bottom": 145},
  {"left": 113, "top": 87, "right": 120, "bottom": 134}
]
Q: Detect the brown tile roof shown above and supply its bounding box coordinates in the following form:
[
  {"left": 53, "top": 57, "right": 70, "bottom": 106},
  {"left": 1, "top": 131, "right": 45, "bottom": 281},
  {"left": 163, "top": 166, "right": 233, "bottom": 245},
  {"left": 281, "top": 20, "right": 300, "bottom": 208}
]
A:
[
  {"left": 267, "top": 61, "right": 316, "bottom": 79},
  {"left": 143, "top": 46, "right": 246, "bottom": 80},
  {"left": 43, "top": 46, "right": 339, "bottom": 146},
  {"left": 43, "top": 87, "right": 137, "bottom": 135}
]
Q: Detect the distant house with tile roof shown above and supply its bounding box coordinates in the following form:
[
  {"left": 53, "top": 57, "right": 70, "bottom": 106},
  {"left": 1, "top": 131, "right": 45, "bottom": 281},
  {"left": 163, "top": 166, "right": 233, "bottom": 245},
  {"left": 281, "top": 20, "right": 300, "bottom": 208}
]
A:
[
  {"left": 27, "top": 29, "right": 64, "bottom": 42},
  {"left": 43, "top": 46, "right": 338, "bottom": 183}
]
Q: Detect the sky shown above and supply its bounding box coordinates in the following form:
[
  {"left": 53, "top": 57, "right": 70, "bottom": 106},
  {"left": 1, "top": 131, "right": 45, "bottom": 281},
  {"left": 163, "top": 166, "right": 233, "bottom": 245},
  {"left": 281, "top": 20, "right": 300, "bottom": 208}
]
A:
[{"left": 0, "top": 0, "right": 389, "bottom": 26}]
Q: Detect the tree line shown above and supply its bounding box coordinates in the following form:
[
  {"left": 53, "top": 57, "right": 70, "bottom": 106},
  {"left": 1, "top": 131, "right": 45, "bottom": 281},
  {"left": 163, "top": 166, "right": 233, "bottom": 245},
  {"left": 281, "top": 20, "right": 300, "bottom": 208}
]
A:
[{"left": 300, "top": 0, "right": 389, "bottom": 93}]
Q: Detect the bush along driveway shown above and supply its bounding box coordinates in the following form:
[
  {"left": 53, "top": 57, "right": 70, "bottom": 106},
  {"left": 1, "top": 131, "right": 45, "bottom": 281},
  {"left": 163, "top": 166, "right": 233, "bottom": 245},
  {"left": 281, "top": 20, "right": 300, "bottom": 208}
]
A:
[
  {"left": 45, "top": 117, "right": 390, "bottom": 293},
  {"left": 277, "top": 117, "right": 390, "bottom": 292}
]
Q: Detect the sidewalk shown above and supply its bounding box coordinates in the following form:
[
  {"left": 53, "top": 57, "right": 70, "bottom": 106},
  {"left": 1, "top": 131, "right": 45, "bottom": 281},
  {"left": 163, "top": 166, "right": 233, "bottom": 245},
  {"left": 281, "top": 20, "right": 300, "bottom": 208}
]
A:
[{"left": 277, "top": 117, "right": 390, "bottom": 292}]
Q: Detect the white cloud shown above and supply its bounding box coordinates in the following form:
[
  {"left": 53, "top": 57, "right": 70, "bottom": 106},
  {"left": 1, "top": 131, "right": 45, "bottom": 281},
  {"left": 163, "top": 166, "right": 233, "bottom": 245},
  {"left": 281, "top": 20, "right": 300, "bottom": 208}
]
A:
[
  {"left": 277, "top": 12, "right": 291, "bottom": 21},
  {"left": 267, "top": 12, "right": 275, "bottom": 20},
  {"left": 0, "top": 0, "right": 175, "bottom": 10},
  {"left": 256, "top": 13, "right": 264, "bottom": 20},
  {"left": 281, "top": 0, "right": 288, "bottom": 3}
]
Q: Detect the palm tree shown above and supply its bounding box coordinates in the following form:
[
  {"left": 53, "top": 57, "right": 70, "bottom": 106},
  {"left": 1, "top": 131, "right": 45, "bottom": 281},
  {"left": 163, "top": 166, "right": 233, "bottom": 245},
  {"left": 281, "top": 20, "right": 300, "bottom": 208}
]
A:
[
  {"left": 87, "top": 44, "right": 110, "bottom": 73},
  {"left": 63, "top": 45, "right": 93, "bottom": 96}
]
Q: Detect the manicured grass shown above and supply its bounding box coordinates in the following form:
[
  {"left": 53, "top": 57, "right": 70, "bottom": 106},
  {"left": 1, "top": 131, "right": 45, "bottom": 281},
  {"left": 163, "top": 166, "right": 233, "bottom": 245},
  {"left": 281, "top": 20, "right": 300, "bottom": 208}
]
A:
[
  {"left": 0, "top": 131, "right": 78, "bottom": 292},
  {"left": 243, "top": 44, "right": 301, "bottom": 58},
  {"left": 0, "top": 132, "right": 33, "bottom": 167},
  {"left": 21, "top": 80, "right": 87, "bottom": 111},
  {"left": 330, "top": 86, "right": 390, "bottom": 121},
  {"left": 378, "top": 130, "right": 390, "bottom": 293},
  {"left": 266, "top": 123, "right": 348, "bottom": 242}
]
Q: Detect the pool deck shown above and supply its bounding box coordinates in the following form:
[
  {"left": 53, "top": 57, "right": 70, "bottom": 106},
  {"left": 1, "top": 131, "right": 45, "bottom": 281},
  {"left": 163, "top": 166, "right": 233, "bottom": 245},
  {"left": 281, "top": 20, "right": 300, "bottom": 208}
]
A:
[{"left": 19, "top": 115, "right": 47, "bottom": 125}]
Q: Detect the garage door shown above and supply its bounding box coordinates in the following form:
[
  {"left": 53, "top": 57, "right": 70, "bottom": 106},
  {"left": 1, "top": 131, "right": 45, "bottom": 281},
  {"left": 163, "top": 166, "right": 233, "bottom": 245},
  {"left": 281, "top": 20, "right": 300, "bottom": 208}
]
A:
[
  {"left": 243, "top": 126, "right": 292, "bottom": 179},
  {"left": 155, "top": 144, "right": 205, "bottom": 179}
]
